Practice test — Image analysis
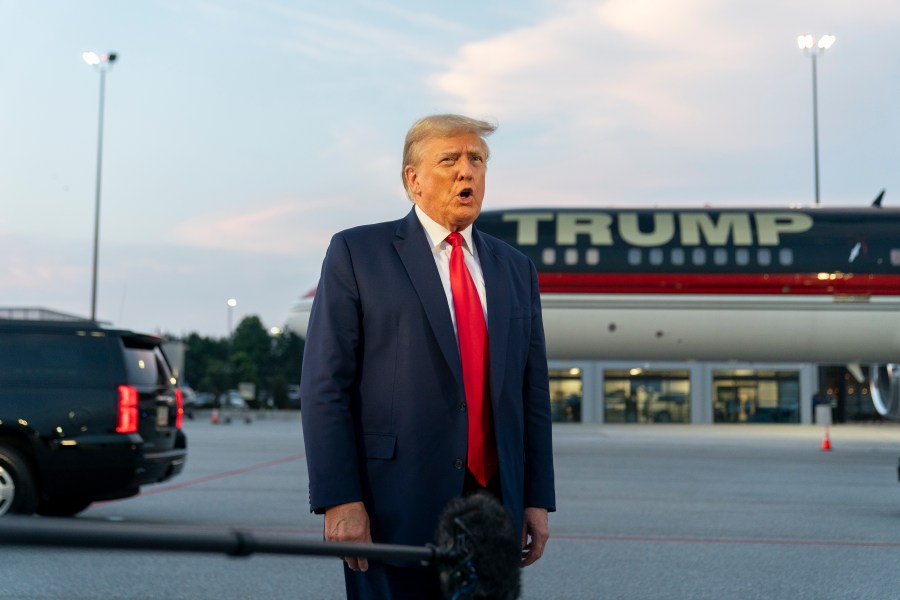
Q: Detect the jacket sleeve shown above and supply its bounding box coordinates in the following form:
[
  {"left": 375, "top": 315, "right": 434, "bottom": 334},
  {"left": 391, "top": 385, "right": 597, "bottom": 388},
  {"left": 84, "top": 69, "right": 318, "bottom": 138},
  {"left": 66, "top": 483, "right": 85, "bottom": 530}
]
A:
[
  {"left": 523, "top": 258, "right": 557, "bottom": 511},
  {"left": 300, "top": 232, "right": 365, "bottom": 513}
]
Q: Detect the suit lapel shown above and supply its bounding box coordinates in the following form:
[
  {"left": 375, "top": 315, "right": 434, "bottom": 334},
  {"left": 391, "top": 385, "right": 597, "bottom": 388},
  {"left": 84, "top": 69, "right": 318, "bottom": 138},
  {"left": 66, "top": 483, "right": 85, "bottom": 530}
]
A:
[
  {"left": 474, "top": 229, "right": 511, "bottom": 403},
  {"left": 393, "top": 210, "right": 464, "bottom": 383}
]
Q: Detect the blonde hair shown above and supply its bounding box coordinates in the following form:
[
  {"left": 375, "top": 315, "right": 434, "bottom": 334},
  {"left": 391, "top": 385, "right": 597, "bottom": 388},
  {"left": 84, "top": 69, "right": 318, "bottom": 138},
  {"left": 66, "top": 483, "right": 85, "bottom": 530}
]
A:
[{"left": 402, "top": 114, "right": 497, "bottom": 201}]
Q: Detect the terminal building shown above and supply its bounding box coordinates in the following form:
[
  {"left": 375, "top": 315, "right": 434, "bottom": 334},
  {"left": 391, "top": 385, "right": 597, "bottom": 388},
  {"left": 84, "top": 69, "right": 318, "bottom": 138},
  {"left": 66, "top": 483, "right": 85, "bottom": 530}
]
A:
[{"left": 545, "top": 361, "right": 879, "bottom": 425}]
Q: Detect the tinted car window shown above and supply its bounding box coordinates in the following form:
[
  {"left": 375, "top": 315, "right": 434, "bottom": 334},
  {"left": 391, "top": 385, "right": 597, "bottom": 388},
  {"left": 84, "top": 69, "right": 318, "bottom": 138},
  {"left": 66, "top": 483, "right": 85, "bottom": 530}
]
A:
[
  {"left": 123, "top": 347, "right": 168, "bottom": 387},
  {"left": 0, "top": 332, "right": 118, "bottom": 387}
]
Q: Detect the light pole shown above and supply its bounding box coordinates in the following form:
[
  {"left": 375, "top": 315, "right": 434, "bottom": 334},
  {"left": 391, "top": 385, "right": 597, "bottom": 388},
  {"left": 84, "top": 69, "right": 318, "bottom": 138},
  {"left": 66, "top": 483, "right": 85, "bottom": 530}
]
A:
[
  {"left": 797, "top": 34, "right": 835, "bottom": 206},
  {"left": 227, "top": 298, "right": 238, "bottom": 338},
  {"left": 82, "top": 50, "right": 118, "bottom": 321}
]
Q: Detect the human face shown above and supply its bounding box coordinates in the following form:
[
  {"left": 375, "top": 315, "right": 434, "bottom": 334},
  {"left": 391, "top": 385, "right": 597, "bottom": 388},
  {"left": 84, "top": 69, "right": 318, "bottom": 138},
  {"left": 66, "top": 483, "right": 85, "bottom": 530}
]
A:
[{"left": 404, "top": 132, "right": 487, "bottom": 232}]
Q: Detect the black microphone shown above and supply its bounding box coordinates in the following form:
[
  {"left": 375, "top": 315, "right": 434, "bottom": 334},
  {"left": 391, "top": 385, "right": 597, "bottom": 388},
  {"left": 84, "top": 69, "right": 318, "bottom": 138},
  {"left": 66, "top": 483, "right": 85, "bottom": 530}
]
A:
[
  {"left": 433, "top": 491, "right": 521, "bottom": 600},
  {"left": 0, "top": 492, "right": 522, "bottom": 599}
]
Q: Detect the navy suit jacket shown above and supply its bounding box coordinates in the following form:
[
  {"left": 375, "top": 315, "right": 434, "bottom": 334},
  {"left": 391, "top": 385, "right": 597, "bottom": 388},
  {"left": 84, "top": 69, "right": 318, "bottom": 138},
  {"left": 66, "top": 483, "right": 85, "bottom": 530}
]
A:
[{"left": 300, "top": 208, "right": 555, "bottom": 547}]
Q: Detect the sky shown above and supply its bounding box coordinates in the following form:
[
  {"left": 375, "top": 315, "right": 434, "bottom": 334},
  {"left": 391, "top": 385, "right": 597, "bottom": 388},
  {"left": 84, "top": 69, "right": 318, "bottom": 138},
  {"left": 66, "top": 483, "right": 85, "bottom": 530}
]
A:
[{"left": 1, "top": 0, "right": 898, "bottom": 339}]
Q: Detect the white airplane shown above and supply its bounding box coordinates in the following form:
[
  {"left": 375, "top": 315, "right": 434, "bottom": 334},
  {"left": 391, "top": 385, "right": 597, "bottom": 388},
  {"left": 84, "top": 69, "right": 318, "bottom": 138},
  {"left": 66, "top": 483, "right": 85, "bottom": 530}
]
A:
[{"left": 287, "top": 200, "right": 900, "bottom": 416}]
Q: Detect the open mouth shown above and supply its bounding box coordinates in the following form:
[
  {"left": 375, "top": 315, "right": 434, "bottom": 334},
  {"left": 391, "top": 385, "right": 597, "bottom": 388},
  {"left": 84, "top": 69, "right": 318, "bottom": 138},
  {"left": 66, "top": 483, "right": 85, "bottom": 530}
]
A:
[{"left": 458, "top": 188, "right": 473, "bottom": 199}]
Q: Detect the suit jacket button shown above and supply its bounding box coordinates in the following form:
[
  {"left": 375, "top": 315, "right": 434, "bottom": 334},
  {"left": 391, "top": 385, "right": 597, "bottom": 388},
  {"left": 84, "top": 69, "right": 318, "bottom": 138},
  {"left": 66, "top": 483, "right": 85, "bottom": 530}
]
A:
[
  {"left": 458, "top": 402, "right": 466, "bottom": 412},
  {"left": 454, "top": 458, "right": 464, "bottom": 469}
]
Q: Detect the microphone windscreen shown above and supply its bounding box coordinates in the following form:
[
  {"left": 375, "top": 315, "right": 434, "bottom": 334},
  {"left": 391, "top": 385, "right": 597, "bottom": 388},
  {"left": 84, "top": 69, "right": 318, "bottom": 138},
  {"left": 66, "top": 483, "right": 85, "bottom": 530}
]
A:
[{"left": 435, "top": 491, "right": 521, "bottom": 600}]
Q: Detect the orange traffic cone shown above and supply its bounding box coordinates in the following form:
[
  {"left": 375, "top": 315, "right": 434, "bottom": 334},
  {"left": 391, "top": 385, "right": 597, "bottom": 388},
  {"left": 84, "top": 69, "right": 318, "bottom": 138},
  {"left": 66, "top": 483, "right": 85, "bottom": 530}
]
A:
[
  {"left": 820, "top": 426, "right": 832, "bottom": 451},
  {"left": 211, "top": 408, "right": 220, "bottom": 425}
]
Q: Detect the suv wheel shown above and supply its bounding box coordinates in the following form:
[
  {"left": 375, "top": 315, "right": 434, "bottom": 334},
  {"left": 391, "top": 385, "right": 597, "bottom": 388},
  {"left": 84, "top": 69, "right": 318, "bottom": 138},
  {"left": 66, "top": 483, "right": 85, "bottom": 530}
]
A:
[{"left": 0, "top": 445, "right": 38, "bottom": 516}]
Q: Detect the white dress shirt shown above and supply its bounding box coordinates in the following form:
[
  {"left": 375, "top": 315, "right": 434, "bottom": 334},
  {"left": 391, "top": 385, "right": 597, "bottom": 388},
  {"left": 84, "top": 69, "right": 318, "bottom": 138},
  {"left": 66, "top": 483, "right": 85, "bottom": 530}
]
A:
[{"left": 414, "top": 204, "right": 488, "bottom": 333}]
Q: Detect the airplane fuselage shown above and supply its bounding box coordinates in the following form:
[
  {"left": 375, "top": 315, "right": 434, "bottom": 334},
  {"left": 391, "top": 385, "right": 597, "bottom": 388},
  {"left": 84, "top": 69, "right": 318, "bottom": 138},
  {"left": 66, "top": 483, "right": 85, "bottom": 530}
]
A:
[
  {"left": 475, "top": 207, "right": 900, "bottom": 363},
  {"left": 287, "top": 207, "right": 900, "bottom": 364}
]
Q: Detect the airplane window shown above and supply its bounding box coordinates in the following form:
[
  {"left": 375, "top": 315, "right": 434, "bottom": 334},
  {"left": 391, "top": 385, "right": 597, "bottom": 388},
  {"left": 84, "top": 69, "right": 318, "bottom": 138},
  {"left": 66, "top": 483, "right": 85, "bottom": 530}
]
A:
[
  {"left": 735, "top": 248, "right": 750, "bottom": 266},
  {"left": 585, "top": 249, "right": 600, "bottom": 265},
  {"left": 892, "top": 249, "right": 900, "bottom": 266},
  {"left": 670, "top": 248, "right": 685, "bottom": 266},
  {"left": 565, "top": 248, "right": 579, "bottom": 265},
  {"left": 692, "top": 248, "right": 706, "bottom": 265},
  {"left": 628, "top": 248, "right": 642, "bottom": 266},
  {"left": 714, "top": 248, "right": 728, "bottom": 266},
  {"left": 779, "top": 248, "right": 794, "bottom": 266},
  {"left": 542, "top": 248, "right": 556, "bottom": 265},
  {"left": 757, "top": 248, "right": 771, "bottom": 266},
  {"left": 649, "top": 249, "right": 664, "bottom": 266}
]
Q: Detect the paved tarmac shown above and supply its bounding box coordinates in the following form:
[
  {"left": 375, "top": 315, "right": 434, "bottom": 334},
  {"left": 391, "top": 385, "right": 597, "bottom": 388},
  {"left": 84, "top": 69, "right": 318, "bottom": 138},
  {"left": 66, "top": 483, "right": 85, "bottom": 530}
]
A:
[{"left": 4, "top": 415, "right": 900, "bottom": 599}]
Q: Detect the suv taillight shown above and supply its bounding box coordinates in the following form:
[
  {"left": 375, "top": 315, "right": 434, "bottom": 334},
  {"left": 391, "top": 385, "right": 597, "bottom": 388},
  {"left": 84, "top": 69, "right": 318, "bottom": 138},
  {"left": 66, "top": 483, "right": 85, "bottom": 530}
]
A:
[
  {"left": 175, "top": 388, "right": 184, "bottom": 429},
  {"left": 117, "top": 385, "right": 139, "bottom": 433}
]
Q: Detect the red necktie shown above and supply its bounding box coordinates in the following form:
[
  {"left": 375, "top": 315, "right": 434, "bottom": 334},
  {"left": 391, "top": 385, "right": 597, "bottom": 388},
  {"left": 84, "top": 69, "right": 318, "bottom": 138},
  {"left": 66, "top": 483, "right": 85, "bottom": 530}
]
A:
[{"left": 446, "top": 232, "right": 498, "bottom": 486}]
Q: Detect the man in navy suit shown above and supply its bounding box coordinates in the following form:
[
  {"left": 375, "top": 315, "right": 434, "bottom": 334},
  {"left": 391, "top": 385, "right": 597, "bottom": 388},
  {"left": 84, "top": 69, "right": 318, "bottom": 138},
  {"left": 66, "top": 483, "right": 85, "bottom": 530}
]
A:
[{"left": 300, "top": 114, "right": 556, "bottom": 599}]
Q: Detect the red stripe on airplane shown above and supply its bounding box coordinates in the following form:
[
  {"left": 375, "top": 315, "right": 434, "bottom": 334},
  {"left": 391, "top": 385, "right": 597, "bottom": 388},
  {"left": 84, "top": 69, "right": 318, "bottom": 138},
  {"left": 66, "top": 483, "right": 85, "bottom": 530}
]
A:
[{"left": 537, "top": 273, "right": 900, "bottom": 295}]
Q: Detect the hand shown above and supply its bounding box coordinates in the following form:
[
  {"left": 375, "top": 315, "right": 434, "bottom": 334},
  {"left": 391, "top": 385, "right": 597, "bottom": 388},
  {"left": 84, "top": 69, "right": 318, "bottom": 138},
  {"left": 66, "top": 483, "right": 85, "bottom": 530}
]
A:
[
  {"left": 520, "top": 507, "right": 549, "bottom": 567},
  {"left": 325, "top": 501, "right": 372, "bottom": 571}
]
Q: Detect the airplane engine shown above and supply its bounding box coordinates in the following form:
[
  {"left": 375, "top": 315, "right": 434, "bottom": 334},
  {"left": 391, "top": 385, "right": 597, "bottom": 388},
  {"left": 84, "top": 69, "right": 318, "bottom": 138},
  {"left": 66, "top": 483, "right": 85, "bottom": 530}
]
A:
[{"left": 870, "top": 364, "right": 900, "bottom": 419}]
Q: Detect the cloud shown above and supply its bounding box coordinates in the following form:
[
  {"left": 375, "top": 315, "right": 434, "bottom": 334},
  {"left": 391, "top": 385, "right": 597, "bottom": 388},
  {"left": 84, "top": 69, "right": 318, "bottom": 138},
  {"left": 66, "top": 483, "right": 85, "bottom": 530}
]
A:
[
  {"left": 172, "top": 192, "right": 406, "bottom": 257},
  {"left": 0, "top": 235, "right": 88, "bottom": 293},
  {"left": 427, "top": 0, "right": 900, "bottom": 205},
  {"left": 430, "top": 0, "right": 898, "bottom": 137},
  {"left": 0, "top": 230, "right": 323, "bottom": 337},
  {"left": 167, "top": 110, "right": 409, "bottom": 258},
  {"left": 212, "top": 0, "right": 454, "bottom": 67},
  {"left": 174, "top": 201, "right": 337, "bottom": 255},
  {"left": 429, "top": 0, "right": 763, "bottom": 137}
]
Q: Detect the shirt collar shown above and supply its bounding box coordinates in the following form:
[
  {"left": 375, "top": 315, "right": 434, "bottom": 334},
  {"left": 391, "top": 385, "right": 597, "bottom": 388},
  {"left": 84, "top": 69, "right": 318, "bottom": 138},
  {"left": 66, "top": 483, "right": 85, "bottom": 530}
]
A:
[{"left": 414, "top": 204, "right": 475, "bottom": 254}]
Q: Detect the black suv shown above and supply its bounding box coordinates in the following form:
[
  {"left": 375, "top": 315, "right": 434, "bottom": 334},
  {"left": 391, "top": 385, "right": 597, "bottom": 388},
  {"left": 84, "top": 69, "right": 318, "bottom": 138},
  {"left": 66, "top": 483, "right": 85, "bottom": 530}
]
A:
[{"left": 0, "top": 318, "right": 187, "bottom": 516}]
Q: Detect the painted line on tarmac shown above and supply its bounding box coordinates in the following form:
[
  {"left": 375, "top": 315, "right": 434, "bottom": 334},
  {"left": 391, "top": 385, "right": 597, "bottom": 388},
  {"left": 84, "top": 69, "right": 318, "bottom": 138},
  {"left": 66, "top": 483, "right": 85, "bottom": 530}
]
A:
[
  {"left": 555, "top": 533, "right": 900, "bottom": 549},
  {"left": 137, "top": 453, "right": 306, "bottom": 498}
]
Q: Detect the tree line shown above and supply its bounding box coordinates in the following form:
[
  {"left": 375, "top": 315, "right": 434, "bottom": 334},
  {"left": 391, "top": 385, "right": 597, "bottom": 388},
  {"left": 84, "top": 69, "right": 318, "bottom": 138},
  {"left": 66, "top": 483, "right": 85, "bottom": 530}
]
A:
[{"left": 176, "top": 315, "right": 305, "bottom": 409}]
